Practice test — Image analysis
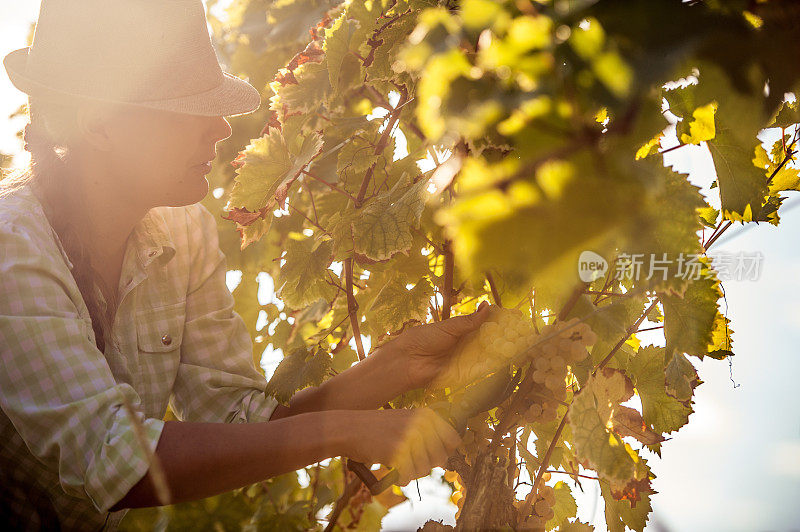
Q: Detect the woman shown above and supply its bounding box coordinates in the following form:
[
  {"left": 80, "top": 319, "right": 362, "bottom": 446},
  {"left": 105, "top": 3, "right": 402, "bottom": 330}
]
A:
[{"left": 0, "top": 1, "right": 490, "bottom": 530}]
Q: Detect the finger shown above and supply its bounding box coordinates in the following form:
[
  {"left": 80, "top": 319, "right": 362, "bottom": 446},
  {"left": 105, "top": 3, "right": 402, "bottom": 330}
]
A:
[
  {"left": 408, "top": 426, "right": 433, "bottom": 481},
  {"left": 422, "top": 418, "right": 450, "bottom": 470},
  {"left": 431, "top": 414, "right": 462, "bottom": 453},
  {"left": 392, "top": 440, "right": 414, "bottom": 487},
  {"left": 436, "top": 302, "right": 492, "bottom": 338}
]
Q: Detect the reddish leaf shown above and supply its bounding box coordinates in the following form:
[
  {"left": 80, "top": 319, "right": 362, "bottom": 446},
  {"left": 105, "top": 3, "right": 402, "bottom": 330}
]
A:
[
  {"left": 287, "top": 41, "right": 325, "bottom": 71},
  {"left": 610, "top": 406, "right": 667, "bottom": 446},
  {"left": 222, "top": 206, "right": 269, "bottom": 227},
  {"left": 274, "top": 70, "right": 298, "bottom": 86},
  {"left": 610, "top": 476, "right": 655, "bottom": 509}
]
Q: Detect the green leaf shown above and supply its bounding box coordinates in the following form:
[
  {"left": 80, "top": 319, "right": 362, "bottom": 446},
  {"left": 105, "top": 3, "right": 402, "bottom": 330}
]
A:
[
  {"left": 559, "top": 521, "right": 595, "bottom": 532},
  {"left": 439, "top": 154, "right": 642, "bottom": 310},
  {"left": 350, "top": 178, "right": 429, "bottom": 262},
  {"left": 601, "top": 478, "right": 652, "bottom": 532},
  {"left": 770, "top": 99, "right": 800, "bottom": 129},
  {"left": 698, "top": 205, "right": 719, "bottom": 228},
  {"left": 331, "top": 346, "right": 359, "bottom": 373},
  {"left": 335, "top": 499, "right": 388, "bottom": 531},
  {"left": 625, "top": 346, "right": 692, "bottom": 435},
  {"left": 660, "top": 265, "right": 723, "bottom": 359},
  {"left": 275, "top": 238, "right": 337, "bottom": 308},
  {"left": 569, "top": 370, "right": 649, "bottom": 500},
  {"left": 621, "top": 161, "right": 706, "bottom": 294},
  {"left": 707, "top": 310, "right": 734, "bottom": 359},
  {"left": 545, "top": 481, "right": 577, "bottom": 531},
  {"left": 228, "top": 129, "right": 324, "bottom": 212},
  {"left": 324, "top": 15, "right": 361, "bottom": 94},
  {"left": 707, "top": 127, "right": 768, "bottom": 221},
  {"left": 569, "top": 17, "right": 605, "bottom": 60},
  {"left": 363, "top": 274, "right": 433, "bottom": 339},
  {"left": 266, "top": 346, "right": 332, "bottom": 405},
  {"left": 680, "top": 102, "right": 717, "bottom": 145},
  {"left": 664, "top": 352, "right": 701, "bottom": 402},
  {"left": 271, "top": 60, "right": 332, "bottom": 114}
]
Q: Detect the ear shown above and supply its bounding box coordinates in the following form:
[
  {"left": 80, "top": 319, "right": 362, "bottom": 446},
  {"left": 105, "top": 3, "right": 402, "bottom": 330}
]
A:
[{"left": 75, "top": 102, "right": 116, "bottom": 152}]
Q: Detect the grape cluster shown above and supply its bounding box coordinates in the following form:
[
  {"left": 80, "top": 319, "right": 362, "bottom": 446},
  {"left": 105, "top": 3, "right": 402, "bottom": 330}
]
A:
[
  {"left": 510, "top": 473, "right": 556, "bottom": 531},
  {"left": 456, "top": 414, "right": 493, "bottom": 465},
  {"left": 522, "top": 318, "right": 597, "bottom": 424},
  {"left": 521, "top": 481, "right": 556, "bottom": 530},
  {"left": 431, "top": 307, "right": 537, "bottom": 390}
]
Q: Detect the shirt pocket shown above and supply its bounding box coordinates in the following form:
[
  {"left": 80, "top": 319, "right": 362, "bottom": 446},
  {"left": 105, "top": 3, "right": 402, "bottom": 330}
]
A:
[{"left": 136, "top": 301, "right": 186, "bottom": 353}]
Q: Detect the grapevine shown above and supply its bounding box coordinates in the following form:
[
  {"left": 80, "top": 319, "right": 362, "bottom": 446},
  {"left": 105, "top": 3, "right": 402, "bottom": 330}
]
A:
[{"left": 120, "top": 0, "right": 800, "bottom": 530}]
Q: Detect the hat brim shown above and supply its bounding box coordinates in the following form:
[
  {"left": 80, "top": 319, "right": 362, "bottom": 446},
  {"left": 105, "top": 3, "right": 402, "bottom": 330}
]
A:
[{"left": 4, "top": 47, "right": 261, "bottom": 117}]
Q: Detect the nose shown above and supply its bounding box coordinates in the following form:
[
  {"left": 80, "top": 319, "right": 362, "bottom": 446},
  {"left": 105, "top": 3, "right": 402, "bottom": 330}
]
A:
[{"left": 208, "top": 115, "right": 232, "bottom": 143}]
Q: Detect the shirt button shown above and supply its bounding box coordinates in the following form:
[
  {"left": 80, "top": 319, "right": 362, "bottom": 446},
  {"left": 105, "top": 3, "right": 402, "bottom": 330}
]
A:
[{"left": 161, "top": 334, "right": 172, "bottom": 346}]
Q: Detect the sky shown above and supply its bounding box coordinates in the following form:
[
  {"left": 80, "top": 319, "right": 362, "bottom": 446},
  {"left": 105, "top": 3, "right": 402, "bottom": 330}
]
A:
[{"left": 1, "top": 2, "right": 798, "bottom": 531}]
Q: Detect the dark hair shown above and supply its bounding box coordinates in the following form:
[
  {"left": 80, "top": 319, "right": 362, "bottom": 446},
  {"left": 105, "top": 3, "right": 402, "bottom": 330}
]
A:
[{"left": 1, "top": 99, "right": 119, "bottom": 354}]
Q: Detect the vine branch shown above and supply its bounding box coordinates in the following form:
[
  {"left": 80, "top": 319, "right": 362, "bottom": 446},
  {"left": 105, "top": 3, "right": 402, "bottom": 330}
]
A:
[{"left": 345, "top": 257, "right": 367, "bottom": 361}]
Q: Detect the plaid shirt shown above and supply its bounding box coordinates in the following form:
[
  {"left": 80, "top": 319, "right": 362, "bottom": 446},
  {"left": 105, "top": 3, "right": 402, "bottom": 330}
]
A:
[{"left": 0, "top": 183, "right": 277, "bottom": 531}]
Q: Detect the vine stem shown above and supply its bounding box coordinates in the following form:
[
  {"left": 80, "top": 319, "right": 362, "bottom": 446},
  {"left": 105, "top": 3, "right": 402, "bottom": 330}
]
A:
[
  {"left": 703, "top": 220, "right": 732, "bottom": 250},
  {"left": 486, "top": 271, "right": 503, "bottom": 307},
  {"left": 354, "top": 85, "right": 409, "bottom": 208},
  {"left": 441, "top": 240, "right": 454, "bottom": 319},
  {"left": 658, "top": 143, "right": 687, "bottom": 156},
  {"left": 345, "top": 258, "right": 366, "bottom": 361},
  {"left": 522, "top": 288, "right": 653, "bottom": 521},
  {"left": 323, "top": 472, "right": 362, "bottom": 532},
  {"left": 301, "top": 169, "right": 357, "bottom": 202},
  {"left": 593, "top": 298, "right": 659, "bottom": 376},
  {"left": 286, "top": 202, "right": 331, "bottom": 236},
  {"left": 544, "top": 469, "right": 599, "bottom": 481},
  {"left": 524, "top": 415, "right": 568, "bottom": 510}
]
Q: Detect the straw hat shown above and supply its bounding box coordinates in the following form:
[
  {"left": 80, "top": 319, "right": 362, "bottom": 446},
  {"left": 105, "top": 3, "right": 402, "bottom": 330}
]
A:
[{"left": 3, "top": 0, "right": 260, "bottom": 117}]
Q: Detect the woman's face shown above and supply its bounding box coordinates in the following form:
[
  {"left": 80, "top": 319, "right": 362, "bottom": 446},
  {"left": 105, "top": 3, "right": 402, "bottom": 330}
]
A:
[{"left": 97, "top": 104, "right": 233, "bottom": 208}]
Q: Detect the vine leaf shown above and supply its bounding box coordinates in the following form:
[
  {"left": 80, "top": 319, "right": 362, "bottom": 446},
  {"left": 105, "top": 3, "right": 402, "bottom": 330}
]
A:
[
  {"left": 266, "top": 346, "right": 332, "bottom": 405},
  {"left": 707, "top": 127, "right": 768, "bottom": 222},
  {"left": 227, "top": 128, "right": 324, "bottom": 213},
  {"left": 569, "top": 369, "right": 650, "bottom": 505},
  {"left": 275, "top": 238, "right": 337, "bottom": 309},
  {"left": 707, "top": 311, "right": 734, "bottom": 360},
  {"left": 601, "top": 478, "right": 652, "bottom": 532},
  {"left": 664, "top": 352, "right": 701, "bottom": 402},
  {"left": 625, "top": 346, "right": 693, "bottom": 437},
  {"left": 545, "top": 481, "right": 578, "bottom": 530},
  {"left": 680, "top": 102, "right": 717, "bottom": 145},
  {"left": 558, "top": 521, "right": 595, "bottom": 532},
  {"left": 363, "top": 274, "right": 433, "bottom": 340},
  {"left": 324, "top": 14, "right": 361, "bottom": 94},
  {"left": 770, "top": 99, "right": 800, "bottom": 129},
  {"left": 271, "top": 59, "right": 331, "bottom": 114},
  {"left": 349, "top": 178, "right": 429, "bottom": 262},
  {"left": 660, "top": 267, "right": 724, "bottom": 360},
  {"left": 609, "top": 406, "right": 665, "bottom": 446}
]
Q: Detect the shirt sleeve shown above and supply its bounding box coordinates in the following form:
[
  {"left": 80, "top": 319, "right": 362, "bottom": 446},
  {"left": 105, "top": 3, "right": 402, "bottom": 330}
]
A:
[
  {"left": 169, "top": 203, "right": 278, "bottom": 424},
  {"left": 0, "top": 221, "right": 165, "bottom": 514}
]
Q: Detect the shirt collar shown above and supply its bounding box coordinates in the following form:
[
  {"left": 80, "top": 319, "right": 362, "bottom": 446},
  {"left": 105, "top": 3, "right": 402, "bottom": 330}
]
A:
[{"left": 129, "top": 207, "right": 176, "bottom": 269}]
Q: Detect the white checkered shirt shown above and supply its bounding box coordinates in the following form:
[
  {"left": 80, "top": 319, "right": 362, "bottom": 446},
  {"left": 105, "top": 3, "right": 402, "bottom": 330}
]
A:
[{"left": 0, "top": 184, "right": 278, "bottom": 531}]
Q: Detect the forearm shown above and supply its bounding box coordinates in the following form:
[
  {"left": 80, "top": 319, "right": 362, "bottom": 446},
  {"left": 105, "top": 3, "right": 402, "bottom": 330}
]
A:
[
  {"left": 270, "top": 345, "right": 409, "bottom": 420},
  {"left": 111, "top": 410, "right": 350, "bottom": 510}
]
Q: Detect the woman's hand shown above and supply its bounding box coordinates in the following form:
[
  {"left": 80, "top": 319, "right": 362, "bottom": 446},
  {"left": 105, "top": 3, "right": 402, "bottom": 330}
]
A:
[
  {"left": 343, "top": 408, "right": 461, "bottom": 486},
  {"left": 384, "top": 302, "right": 492, "bottom": 391}
]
